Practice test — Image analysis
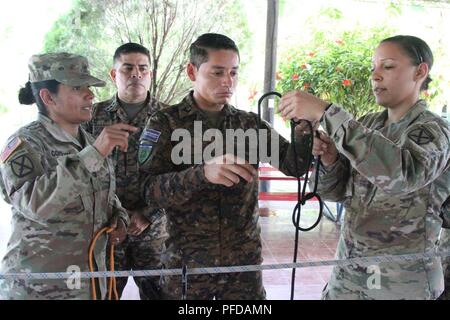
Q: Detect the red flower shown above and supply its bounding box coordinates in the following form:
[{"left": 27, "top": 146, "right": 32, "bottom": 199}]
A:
[
  {"left": 308, "top": 51, "right": 316, "bottom": 57},
  {"left": 342, "top": 79, "right": 351, "bottom": 86},
  {"left": 303, "top": 83, "right": 311, "bottom": 90},
  {"left": 300, "top": 64, "right": 307, "bottom": 70},
  {"left": 292, "top": 74, "right": 299, "bottom": 81},
  {"left": 335, "top": 39, "right": 344, "bottom": 45}
]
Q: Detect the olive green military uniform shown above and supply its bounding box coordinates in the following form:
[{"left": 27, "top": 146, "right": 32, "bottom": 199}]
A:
[
  {"left": 83, "top": 93, "right": 168, "bottom": 299},
  {"left": 311, "top": 100, "right": 450, "bottom": 299},
  {"left": 138, "top": 92, "right": 311, "bottom": 300}
]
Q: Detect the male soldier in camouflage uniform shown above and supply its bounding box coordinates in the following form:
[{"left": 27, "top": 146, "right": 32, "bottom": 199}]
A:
[
  {"left": 83, "top": 43, "right": 168, "bottom": 299},
  {"left": 280, "top": 35, "right": 450, "bottom": 299},
  {"left": 0, "top": 53, "right": 134, "bottom": 299},
  {"left": 138, "top": 33, "right": 312, "bottom": 299}
]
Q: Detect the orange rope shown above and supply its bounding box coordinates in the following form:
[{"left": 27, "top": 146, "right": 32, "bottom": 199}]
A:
[{"left": 88, "top": 226, "right": 118, "bottom": 300}]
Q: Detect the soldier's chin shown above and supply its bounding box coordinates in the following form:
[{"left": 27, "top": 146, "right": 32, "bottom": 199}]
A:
[
  {"left": 80, "top": 112, "right": 93, "bottom": 122},
  {"left": 216, "top": 97, "right": 231, "bottom": 105},
  {"left": 375, "top": 97, "right": 389, "bottom": 108}
]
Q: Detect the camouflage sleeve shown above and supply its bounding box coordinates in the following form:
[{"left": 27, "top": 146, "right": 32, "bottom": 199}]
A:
[
  {"left": 439, "top": 199, "right": 450, "bottom": 285},
  {"left": 111, "top": 194, "right": 130, "bottom": 227},
  {"left": 309, "top": 154, "right": 350, "bottom": 202},
  {"left": 321, "top": 104, "right": 450, "bottom": 195},
  {"left": 442, "top": 197, "right": 450, "bottom": 229},
  {"left": 440, "top": 229, "right": 450, "bottom": 265},
  {"left": 138, "top": 112, "right": 211, "bottom": 211},
  {"left": 259, "top": 119, "right": 312, "bottom": 178},
  {"left": 0, "top": 135, "right": 106, "bottom": 222}
]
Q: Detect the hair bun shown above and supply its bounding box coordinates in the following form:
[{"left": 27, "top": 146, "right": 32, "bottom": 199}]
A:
[{"left": 18, "top": 81, "right": 35, "bottom": 105}]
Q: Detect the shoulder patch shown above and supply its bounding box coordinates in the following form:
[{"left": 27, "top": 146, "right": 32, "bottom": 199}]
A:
[
  {"left": 0, "top": 137, "right": 22, "bottom": 163},
  {"left": 138, "top": 144, "right": 153, "bottom": 164},
  {"left": 408, "top": 127, "right": 434, "bottom": 145},
  {"left": 10, "top": 154, "right": 34, "bottom": 178},
  {"left": 141, "top": 129, "right": 161, "bottom": 143}
]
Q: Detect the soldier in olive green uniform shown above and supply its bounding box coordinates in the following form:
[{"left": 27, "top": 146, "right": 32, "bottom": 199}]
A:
[
  {"left": 280, "top": 35, "right": 450, "bottom": 299},
  {"left": 83, "top": 43, "right": 168, "bottom": 299},
  {"left": 138, "top": 33, "right": 311, "bottom": 299},
  {"left": 0, "top": 53, "right": 135, "bottom": 299}
]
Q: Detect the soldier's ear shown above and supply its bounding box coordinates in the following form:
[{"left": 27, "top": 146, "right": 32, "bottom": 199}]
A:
[
  {"left": 186, "top": 63, "right": 197, "bottom": 81},
  {"left": 110, "top": 69, "right": 117, "bottom": 83},
  {"left": 414, "top": 62, "right": 429, "bottom": 83},
  {"left": 39, "top": 88, "right": 56, "bottom": 108}
]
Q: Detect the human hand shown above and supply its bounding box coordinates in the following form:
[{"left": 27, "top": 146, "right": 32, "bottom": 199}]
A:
[
  {"left": 127, "top": 211, "right": 150, "bottom": 236},
  {"left": 204, "top": 154, "right": 257, "bottom": 187},
  {"left": 279, "top": 90, "right": 329, "bottom": 122},
  {"left": 108, "top": 216, "right": 127, "bottom": 245},
  {"left": 93, "top": 123, "right": 138, "bottom": 157},
  {"left": 313, "top": 131, "right": 338, "bottom": 167}
]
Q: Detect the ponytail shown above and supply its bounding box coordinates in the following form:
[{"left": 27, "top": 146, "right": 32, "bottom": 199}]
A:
[
  {"left": 18, "top": 81, "right": 35, "bottom": 105},
  {"left": 17, "top": 80, "right": 60, "bottom": 115}
]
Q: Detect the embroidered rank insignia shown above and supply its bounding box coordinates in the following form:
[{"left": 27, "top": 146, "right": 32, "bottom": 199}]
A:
[
  {"left": 10, "top": 154, "right": 34, "bottom": 178},
  {"left": 138, "top": 145, "right": 153, "bottom": 164},
  {"left": 408, "top": 128, "right": 434, "bottom": 145},
  {"left": 0, "top": 137, "right": 22, "bottom": 163},
  {"left": 141, "top": 129, "right": 161, "bottom": 143}
]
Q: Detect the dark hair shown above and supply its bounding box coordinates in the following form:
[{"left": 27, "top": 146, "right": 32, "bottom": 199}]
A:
[
  {"left": 18, "top": 80, "right": 60, "bottom": 115},
  {"left": 381, "top": 35, "right": 433, "bottom": 91},
  {"left": 189, "top": 33, "right": 240, "bottom": 68},
  {"left": 113, "top": 42, "right": 151, "bottom": 64}
]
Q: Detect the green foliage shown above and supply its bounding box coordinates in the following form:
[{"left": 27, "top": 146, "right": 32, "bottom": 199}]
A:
[
  {"left": 43, "top": 0, "right": 251, "bottom": 104},
  {"left": 44, "top": 0, "right": 115, "bottom": 101},
  {"left": 386, "top": 1, "right": 403, "bottom": 16},
  {"left": 275, "top": 4, "right": 444, "bottom": 118},
  {"left": 277, "top": 27, "right": 394, "bottom": 118}
]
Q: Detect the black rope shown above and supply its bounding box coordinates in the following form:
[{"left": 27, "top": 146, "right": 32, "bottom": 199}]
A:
[
  {"left": 257, "top": 92, "right": 323, "bottom": 301},
  {"left": 181, "top": 265, "right": 188, "bottom": 300}
]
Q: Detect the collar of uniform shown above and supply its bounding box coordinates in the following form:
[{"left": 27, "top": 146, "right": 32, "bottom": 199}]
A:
[
  {"left": 104, "top": 94, "right": 121, "bottom": 113},
  {"left": 105, "top": 92, "right": 153, "bottom": 119},
  {"left": 178, "top": 91, "right": 238, "bottom": 119},
  {"left": 371, "top": 99, "right": 428, "bottom": 130},
  {"left": 373, "top": 109, "right": 388, "bottom": 130},
  {"left": 397, "top": 99, "right": 428, "bottom": 126},
  {"left": 37, "top": 113, "right": 83, "bottom": 147},
  {"left": 105, "top": 92, "right": 152, "bottom": 113}
]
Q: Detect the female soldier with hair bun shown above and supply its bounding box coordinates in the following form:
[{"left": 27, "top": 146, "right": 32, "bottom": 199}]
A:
[
  {"left": 0, "top": 52, "right": 138, "bottom": 299},
  {"left": 279, "top": 35, "right": 450, "bottom": 299}
]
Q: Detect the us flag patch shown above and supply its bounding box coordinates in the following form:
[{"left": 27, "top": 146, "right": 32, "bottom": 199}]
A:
[{"left": 0, "top": 137, "right": 22, "bottom": 163}]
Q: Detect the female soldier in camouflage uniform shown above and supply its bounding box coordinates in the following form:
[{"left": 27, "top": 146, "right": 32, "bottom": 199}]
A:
[
  {"left": 279, "top": 35, "right": 450, "bottom": 299},
  {"left": 0, "top": 53, "right": 137, "bottom": 299}
]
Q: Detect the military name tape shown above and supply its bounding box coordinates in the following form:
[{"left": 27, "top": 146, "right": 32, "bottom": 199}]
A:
[{"left": 1, "top": 249, "right": 449, "bottom": 280}]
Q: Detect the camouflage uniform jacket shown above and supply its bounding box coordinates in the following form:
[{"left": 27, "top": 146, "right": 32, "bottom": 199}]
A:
[
  {"left": 312, "top": 100, "right": 450, "bottom": 299},
  {"left": 0, "top": 114, "right": 129, "bottom": 300},
  {"left": 139, "top": 92, "right": 311, "bottom": 270},
  {"left": 439, "top": 197, "right": 450, "bottom": 299},
  {"left": 83, "top": 93, "right": 166, "bottom": 227}
]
